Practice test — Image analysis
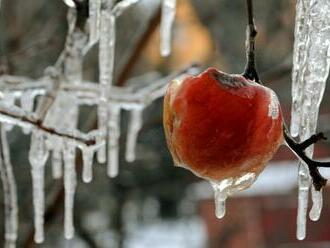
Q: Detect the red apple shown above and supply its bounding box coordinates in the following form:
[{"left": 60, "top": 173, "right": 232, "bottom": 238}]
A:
[{"left": 163, "top": 67, "right": 283, "bottom": 181}]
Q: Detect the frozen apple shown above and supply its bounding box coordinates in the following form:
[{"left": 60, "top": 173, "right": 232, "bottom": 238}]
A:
[{"left": 163, "top": 67, "right": 283, "bottom": 182}]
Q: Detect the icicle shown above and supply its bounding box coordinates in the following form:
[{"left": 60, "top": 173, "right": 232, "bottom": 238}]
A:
[
  {"left": 210, "top": 179, "right": 232, "bottom": 219},
  {"left": 89, "top": 0, "right": 102, "bottom": 46},
  {"left": 99, "top": 7, "right": 115, "bottom": 87},
  {"left": 29, "top": 130, "right": 49, "bottom": 243},
  {"left": 309, "top": 187, "right": 322, "bottom": 221},
  {"left": 20, "top": 91, "right": 34, "bottom": 134},
  {"left": 210, "top": 173, "right": 256, "bottom": 219},
  {"left": 125, "top": 108, "right": 143, "bottom": 162},
  {"left": 291, "top": 0, "right": 309, "bottom": 138},
  {"left": 96, "top": 103, "right": 108, "bottom": 164},
  {"left": 296, "top": 162, "right": 310, "bottom": 240},
  {"left": 291, "top": 0, "right": 330, "bottom": 240},
  {"left": 82, "top": 147, "right": 94, "bottom": 183},
  {"left": 45, "top": 134, "right": 64, "bottom": 179},
  {"left": 63, "top": 141, "right": 77, "bottom": 240},
  {"left": 98, "top": 3, "right": 115, "bottom": 164},
  {"left": 52, "top": 150, "right": 63, "bottom": 179},
  {"left": 0, "top": 127, "right": 18, "bottom": 247},
  {"left": 160, "top": 0, "right": 176, "bottom": 57},
  {"left": 108, "top": 105, "right": 121, "bottom": 177}
]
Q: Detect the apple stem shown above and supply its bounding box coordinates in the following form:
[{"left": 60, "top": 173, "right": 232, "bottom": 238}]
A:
[
  {"left": 242, "top": 0, "right": 259, "bottom": 83},
  {"left": 283, "top": 128, "right": 329, "bottom": 191}
]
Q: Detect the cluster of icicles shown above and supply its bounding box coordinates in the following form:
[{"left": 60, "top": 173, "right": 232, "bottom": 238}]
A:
[
  {"left": 0, "top": 0, "right": 179, "bottom": 245},
  {"left": 0, "top": 0, "right": 329, "bottom": 246}
]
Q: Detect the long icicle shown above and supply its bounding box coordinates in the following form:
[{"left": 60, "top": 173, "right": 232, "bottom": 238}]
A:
[
  {"left": 89, "top": 0, "right": 102, "bottom": 46},
  {"left": 82, "top": 147, "right": 95, "bottom": 183},
  {"left": 29, "top": 130, "right": 49, "bottom": 243},
  {"left": 160, "top": 0, "right": 177, "bottom": 57},
  {"left": 291, "top": 0, "right": 330, "bottom": 240},
  {"left": 63, "top": 141, "right": 77, "bottom": 239},
  {"left": 0, "top": 126, "right": 18, "bottom": 248},
  {"left": 108, "top": 105, "right": 121, "bottom": 177},
  {"left": 97, "top": 0, "right": 115, "bottom": 164}
]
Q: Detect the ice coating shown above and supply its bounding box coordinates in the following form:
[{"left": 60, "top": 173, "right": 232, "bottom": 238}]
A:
[
  {"left": 89, "top": 0, "right": 102, "bottom": 46},
  {"left": 267, "top": 90, "right": 280, "bottom": 120},
  {"left": 63, "top": 141, "right": 77, "bottom": 239},
  {"left": 290, "top": 0, "right": 330, "bottom": 240},
  {"left": 163, "top": 68, "right": 283, "bottom": 182},
  {"left": 125, "top": 108, "right": 143, "bottom": 162},
  {"left": 210, "top": 173, "right": 256, "bottom": 219},
  {"left": 0, "top": 127, "right": 18, "bottom": 247},
  {"left": 20, "top": 91, "right": 34, "bottom": 134},
  {"left": 29, "top": 130, "right": 49, "bottom": 243},
  {"left": 98, "top": 1, "right": 115, "bottom": 164},
  {"left": 160, "top": 0, "right": 177, "bottom": 56},
  {"left": 51, "top": 149, "right": 63, "bottom": 179},
  {"left": 108, "top": 105, "right": 121, "bottom": 177},
  {"left": 96, "top": 104, "right": 107, "bottom": 164},
  {"left": 309, "top": 188, "right": 322, "bottom": 221},
  {"left": 82, "top": 147, "right": 94, "bottom": 183},
  {"left": 0, "top": 0, "right": 196, "bottom": 244}
]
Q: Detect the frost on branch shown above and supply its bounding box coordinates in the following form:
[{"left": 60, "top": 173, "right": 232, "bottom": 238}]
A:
[{"left": 290, "top": 0, "right": 330, "bottom": 240}]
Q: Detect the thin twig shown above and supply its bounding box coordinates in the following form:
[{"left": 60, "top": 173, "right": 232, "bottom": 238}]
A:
[
  {"left": 283, "top": 129, "right": 328, "bottom": 191},
  {"left": 0, "top": 109, "right": 96, "bottom": 146},
  {"left": 242, "top": 0, "right": 259, "bottom": 83},
  {"left": 242, "top": 0, "right": 329, "bottom": 191}
]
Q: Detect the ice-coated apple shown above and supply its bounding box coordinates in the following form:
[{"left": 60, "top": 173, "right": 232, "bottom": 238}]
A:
[{"left": 163, "top": 67, "right": 283, "bottom": 182}]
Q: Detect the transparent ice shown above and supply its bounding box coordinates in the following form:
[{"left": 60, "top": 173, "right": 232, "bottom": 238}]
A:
[
  {"left": 291, "top": 0, "right": 330, "bottom": 240},
  {"left": 210, "top": 173, "right": 256, "bottom": 219},
  {"left": 29, "top": 130, "right": 49, "bottom": 243},
  {"left": 160, "top": 0, "right": 176, "bottom": 56},
  {"left": 63, "top": 141, "right": 77, "bottom": 239},
  {"left": 0, "top": 127, "right": 18, "bottom": 248},
  {"left": 125, "top": 108, "right": 143, "bottom": 162}
]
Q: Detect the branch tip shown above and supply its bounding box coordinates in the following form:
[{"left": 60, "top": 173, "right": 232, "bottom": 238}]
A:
[{"left": 284, "top": 127, "right": 328, "bottom": 191}]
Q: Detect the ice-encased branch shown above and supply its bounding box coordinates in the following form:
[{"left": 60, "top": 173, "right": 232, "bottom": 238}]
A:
[
  {"left": 0, "top": 75, "right": 49, "bottom": 95},
  {"left": 0, "top": 101, "right": 97, "bottom": 146},
  {"left": 61, "top": 64, "right": 200, "bottom": 108}
]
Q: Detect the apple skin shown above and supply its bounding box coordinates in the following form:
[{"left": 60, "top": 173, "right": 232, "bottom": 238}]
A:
[{"left": 163, "top": 67, "right": 283, "bottom": 181}]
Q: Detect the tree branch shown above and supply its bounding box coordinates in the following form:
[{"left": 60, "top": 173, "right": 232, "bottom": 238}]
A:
[
  {"left": 0, "top": 107, "right": 96, "bottom": 146},
  {"left": 242, "top": 0, "right": 259, "bottom": 83},
  {"left": 242, "top": 0, "right": 329, "bottom": 191},
  {"left": 283, "top": 129, "right": 328, "bottom": 191}
]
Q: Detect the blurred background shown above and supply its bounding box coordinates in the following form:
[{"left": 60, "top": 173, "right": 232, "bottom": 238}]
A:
[{"left": 1, "top": 0, "right": 330, "bottom": 247}]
